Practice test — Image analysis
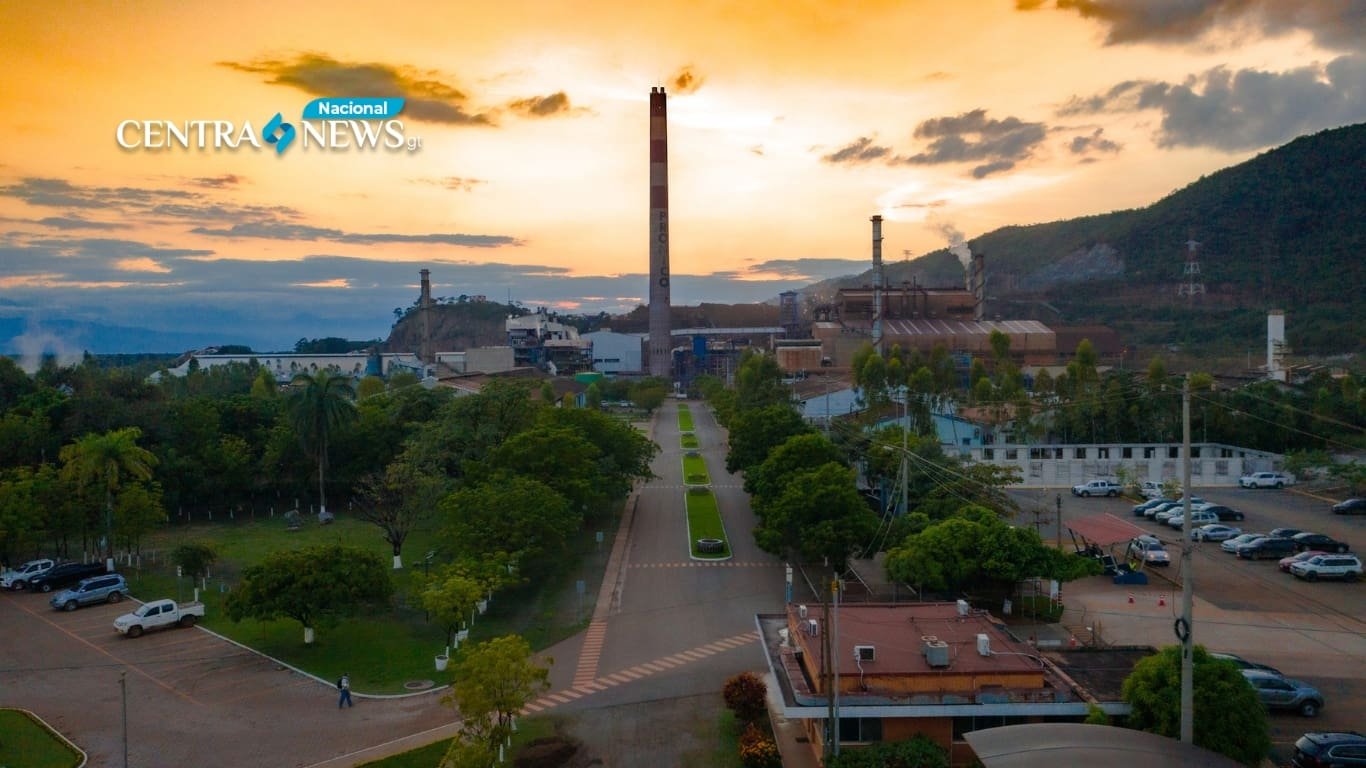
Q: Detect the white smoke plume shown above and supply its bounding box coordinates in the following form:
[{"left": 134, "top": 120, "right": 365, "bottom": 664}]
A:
[
  {"left": 13, "top": 319, "right": 84, "bottom": 373},
  {"left": 931, "top": 218, "right": 973, "bottom": 273}
]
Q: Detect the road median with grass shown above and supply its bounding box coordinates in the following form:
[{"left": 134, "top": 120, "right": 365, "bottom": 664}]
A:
[{"left": 0, "top": 709, "right": 84, "bottom": 768}]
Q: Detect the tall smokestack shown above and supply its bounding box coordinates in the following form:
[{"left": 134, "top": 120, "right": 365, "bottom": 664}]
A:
[
  {"left": 419, "top": 268, "right": 433, "bottom": 365},
  {"left": 648, "top": 87, "right": 672, "bottom": 378},
  {"left": 871, "top": 215, "right": 884, "bottom": 354},
  {"left": 972, "top": 252, "right": 985, "bottom": 321}
]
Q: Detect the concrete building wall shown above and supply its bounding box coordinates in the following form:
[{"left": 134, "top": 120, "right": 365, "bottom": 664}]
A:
[
  {"left": 586, "top": 331, "right": 646, "bottom": 374},
  {"left": 464, "top": 346, "right": 515, "bottom": 374},
  {"left": 968, "top": 442, "right": 1282, "bottom": 488}
]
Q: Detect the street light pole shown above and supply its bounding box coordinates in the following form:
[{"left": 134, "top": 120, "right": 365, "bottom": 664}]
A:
[{"left": 900, "top": 396, "right": 909, "bottom": 517}]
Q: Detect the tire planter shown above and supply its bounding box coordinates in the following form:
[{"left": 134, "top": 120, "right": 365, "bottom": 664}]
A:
[{"left": 696, "top": 538, "right": 725, "bottom": 554}]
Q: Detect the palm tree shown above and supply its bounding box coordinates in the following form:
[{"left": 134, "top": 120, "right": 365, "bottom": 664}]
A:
[
  {"left": 59, "top": 427, "right": 158, "bottom": 571},
  {"left": 285, "top": 369, "right": 356, "bottom": 519}
]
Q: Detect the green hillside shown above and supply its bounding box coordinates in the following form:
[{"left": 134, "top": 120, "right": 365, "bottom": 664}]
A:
[{"left": 812, "top": 123, "right": 1365, "bottom": 354}]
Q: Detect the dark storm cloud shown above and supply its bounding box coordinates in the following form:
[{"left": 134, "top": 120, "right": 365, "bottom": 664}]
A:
[
  {"left": 1067, "top": 128, "right": 1123, "bottom": 154},
  {"left": 0, "top": 177, "right": 299, "bottom": 223},
  {"left": 1058, "top": 55, "right": 1366, "bottom": 151},
  {"left": 507, "top": 91, "right": 572, "bottom": 117},
  {"left": 822, "top": 137, "right": 895, "bottom": 164},
  {"left": 907, "top": 109, "right": 1048, "bottom": 165},
  {"left": 669, "top": 65, "right": 705, "bottom": 94},
  {"left": 1022, "top": 0, "right": 1365, "bottom": 52},
  {"left": 222, "top": 53, "right": 496, "bottom": 125},
  {"left": 190, "top": 221, "right": 522, "bottom": 248}
]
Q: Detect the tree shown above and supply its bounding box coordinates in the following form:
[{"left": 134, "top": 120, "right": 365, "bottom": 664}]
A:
[
  {"left": 356, "top": 375, "right": 385, "bottom": 400},
  {"left": 224, "top": 544, "right": 391, "bottom": 643},
  {"left": 824, "top": 735, "right": 948, "bottom": 768},
  {"left": 488, "top": 426, "right": 607, "bottom": 515},
  {"left": 353, "top": 458, "right": 444, "bottom": 569},
  {"left": 722, "top": 672, "right": 768, "bottom": 724},
  {"left": 284, "top": 370, "right": 356, "bottom": 518},
  {"left": 58, "top": 427, "right": 158, "bottom": 569},
  {"left": 250, "top": 369, "right": 278, "bottom": 400},
  {"left": 628, "top": 382, "right": 666, "bottom": 413},
  {"left": 744, "top": 433, "right": 845, "bottom": 499},
  {"left": 726, "top": 404, "right": 811, "bottom": 475},
  {"left": 113, "top": 481, "right": 165, "bottom": 554},
  {"left": 538, "top": 407, "right": 658, "bottom": 499},
  {"left": 753, "top": 463, "right": 878, "bottom": 571},
  {"left": 442, "top": 635, "right": 551, "bottom": 762},
  {"left": 439, "top": 476, "right": 577, "bottom": 580},
  {"left": 170, "top": 541, "right": 217, "bottom": 581},
  {"left": 584, "top": 382, "right": 602, "bottom": 410},
  {"left": 422, "top": 566, "right": 487, "bottom": 651},
  {"left": 1122, "top": 645, "right": 1270, "bottom": 766}
]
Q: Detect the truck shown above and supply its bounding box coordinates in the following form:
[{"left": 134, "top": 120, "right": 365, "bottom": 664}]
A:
[
  {"left": 1071, "top": 480, "right": 1122, "bottom": 497},
  {"left": 113, "top": 599, "right": 205, "bottom": 637},
  {"left": 2, "top": 558, "right": 55, "bottom": 591}
]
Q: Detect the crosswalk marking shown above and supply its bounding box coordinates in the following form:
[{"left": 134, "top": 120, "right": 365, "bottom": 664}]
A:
[{"left": 627, "top": 561, "right": 778, "bottom": 569}]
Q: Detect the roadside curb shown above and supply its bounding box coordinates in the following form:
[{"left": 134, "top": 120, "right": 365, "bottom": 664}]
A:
[
  {"left": 3, "top": 707, "right": 88, "bottom": 768},
  {"left": 1288, "top": 487, "right": 1342, "bottom": 504}
]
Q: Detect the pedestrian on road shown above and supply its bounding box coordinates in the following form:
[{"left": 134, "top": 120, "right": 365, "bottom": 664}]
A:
[{"left": 337, "top": 673, "right": 352, "bottom": 708}]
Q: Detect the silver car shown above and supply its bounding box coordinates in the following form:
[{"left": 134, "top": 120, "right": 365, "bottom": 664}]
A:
[
  {"left": 1222, "top": 532, "right": 1265, "bottom": 553},
  {"left": 50, "top": 574, "right": 128, "bottom": 611},
  {"left": 1242, "top": 670, "right": 1323, "bottom": 716},
  {"left": 1194, "top": 524, "right": 1242, "bottom": 542}
]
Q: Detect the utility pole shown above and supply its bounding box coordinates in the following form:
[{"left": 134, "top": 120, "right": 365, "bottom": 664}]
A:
[
  {"left": 831, "top": 576, "right": 841, "bottom": 758},
  {"left": 900, "top": 394, "right": 909, "bottom": 516},
  {"left": 822, "top": 582, "right": 833, "bottom": 761},
  {"left": 1180, "top": 376, "right": 1195, "bottom": 744}
]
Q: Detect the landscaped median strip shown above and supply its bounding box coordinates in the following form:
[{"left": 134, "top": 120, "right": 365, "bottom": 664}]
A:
[
  {"left": 0, "top": 708, "right": 86, "bottom": 768},
  {"left": 685, "top": 487, "right": 731, "bottom": 559},
  {"left": 677, "top": 403, "right": 696, "bottom": 432}
]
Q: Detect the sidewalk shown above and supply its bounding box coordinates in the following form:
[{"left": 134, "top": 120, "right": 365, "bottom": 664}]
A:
[{"left": 765, "top": 671, "right": 821, "bottom": 768}]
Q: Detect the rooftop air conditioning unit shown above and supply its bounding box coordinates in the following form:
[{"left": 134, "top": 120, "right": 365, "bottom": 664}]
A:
[
  {"left": 854, "top": 645, "right": 876, "bottom": 663},
  {"left": 957, "top": 599, "right": 970, "bottom": 617},
  {"left": 977, "top": 633, "right": 991, "bottom": 657},
  {"left": 925, "top": 640, "right": 950, "bottom": 668},
  {"left": 798, "top": 604, "right": 808, "bottom": 619},
  {"left": 921, "top": 635, "right": 938, "bottom": 653},
  {"left": 806, "top": 619, "right": 819, "bottom": 637},
  {"left": 779, "top": 628, "right": 790, "bottom": 647}
]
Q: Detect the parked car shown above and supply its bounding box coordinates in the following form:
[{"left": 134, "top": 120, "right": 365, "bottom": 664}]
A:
[
  {"left": 1148, "top": 498, "right": 1205, "bottom": 519},
  {"left": 1236, "top": 537, "right": 1298, "bottom": 560},
  {"left": 1331, "top": 498, "right": 1366, "bottom": 516},
  {"left": 1271, "top": 527, "right": 1305, "bottom": 540},
  {"left": 1133, "top": 498, "right": 1175, "bottom": 517},
  {"left": 1281, "top": 550, "right": 1328, "bottom": 573},
  {"left": 1168, "top": 509, "right": 1220, "bottom": 529},
  {"left": 1072, "top": 480, "right": 1122, "bottom": 497},
  {"left": 1292, "top": 532, "right": 1350, "bottom": 553},
  {"left": 1292, "top": 731, "right": 1366, "bottom": 767},
  {"left": 113, "top": 599, "right": 206, "bottom": 637},
  {"left": 1, "top": 558, "right": 55, "bottom": 591},
  {"left": 1242, "top": 670, "right": 1323, "bottom": 716},
  {"left": 1222, "top": 532, "right": 1266, "bottom": 553},
  {"left": 1289, "top": 554, "right": 1362, "bottom": 582},
  {"left": 1194, "top": 524, "right": 1242, "bottom": 542},
  {"left": 1198, "top": 504, "right": 1245, "bottom": 522},
  {"left": 50, "top": 574, "right": 128, "bottom": 611},
  {"left": 1146, "top": 501, "right": 1181, "bottom": 519},
  {"left": 1211, "top": 652, "right": 1282, "bottom": 675},
  {"left": 1240, "top": 471, "right": 1294, "bottom": 489},
  {"left": 1139, "top": 481, "right": 1173, "bottom": 500},
  {"left": 28, "top": 562, "right": 106, "bottom": 593},
  {"left": 1126, "top": 536, "right": 1170, "bottom": 567}
]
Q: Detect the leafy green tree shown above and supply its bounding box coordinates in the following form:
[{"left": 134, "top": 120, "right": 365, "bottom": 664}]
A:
[
  {"left": 406, "top": 379, "right": 537, "bottom": 479},
  {"left": 113, "top": 481, "right": 165, "bottom": 554},
  {"left": 753, "top": 463, "right": 877, "bottom": 571},
  {"left": 726, "top": 404, "right": 811, "bottom": 474},
  {"left": 628, "top": 382, "right": 667, "bottom": 413},
  {"left": 422, "top": 565, "right": 487, "bottom": 650},
  {"left": 584, "top": 382, "right": 602, "bottom": 410},
  {"left": 59, "top": 427, "right": 158, "bottom": 568},
  {"left": 735, "top": 350, "right": 790, "bottom": 411},
  {"left": 1122, "top": 645, "right": 1270, "bottom": 766},
  {"left": 442, "top": 635, "right": 551, "bottom": 762},
  {"left": 224, "top": 543, "right": 391, "bottom": 643},
  {"left": 170, "top": 541, "right": 217, "bottom": 581},
  {"left": 538, "top": 407, "right": 658, "bottom": 500},
  {"left": 744, "top": 433, "right": 845, "bottom": 499},
  {"left": 0, "top": 466, "right": 50, "bottom": 560},
  {"left": 489, "top": 426, "right": 606, "bottom": 514},
  {"left": 354, "top": 456, "right": 446, "bottom": 568},
  {"left": 356, "top": 375, "right": 385, "bottom": 400},
  {"left": 439, "top": 476, "right": 577, "bottom": 580},
  {"left": 824, "top": 735, "right": 948, "bottom": 768},
  {"left": 1084, "top": 704, "right": 1111, "bottom": 725},
  {"left": 284, "top": 370, "right": 356, "bottom": 517},
  {"left": 250, "top": 369, "right": 278, "bottom": 400}
]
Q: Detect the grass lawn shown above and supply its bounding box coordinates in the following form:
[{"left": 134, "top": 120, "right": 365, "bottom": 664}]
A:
[
  {"left": 359, "top": 715, "right": 561, "bottom": 767},
  {"left": 677, "top": 404, "right": 695, "bottom": 432},
  {"left": 681, "top": 433, "right": 699, "bottom": 449},
  {"left": 679, "top": 709, "right": 743, "bottom": 767},
  {"left": 685, "top": 489, "right": 730, "bottom": 559},
  {"left": 682, "top": 453, "right": 711, "bottom": 485},
  {"left": 0, "top": 710, "right": 82, "bottom": 768},
  {"left": 119, "top": 506, "right": 619, "bottom": 693}
]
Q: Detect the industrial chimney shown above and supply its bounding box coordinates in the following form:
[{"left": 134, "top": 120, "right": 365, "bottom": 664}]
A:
[
  {"left": 1267, "top": 310, "right": 1286, "bottom": 382},
  {"left": 971, "top": 252, "right": 985, "bottom": 321},
  {"left": 871, "top": 215, "right": 884, "bottom": 354},
  {"left": 647, "top": 87, "right": 672, "bottom": 378},
  {"left": 419, "top": 268, "right": 434, "bottom": 366}
]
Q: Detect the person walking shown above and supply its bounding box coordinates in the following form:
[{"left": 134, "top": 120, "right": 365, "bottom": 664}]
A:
[{"left": 337, "top": 673, "right": 353, "bottom": 708}]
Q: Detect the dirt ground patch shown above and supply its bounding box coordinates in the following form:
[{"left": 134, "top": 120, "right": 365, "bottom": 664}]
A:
[{"left": 553, "top": 693, "right": 732, "bottom": 768}]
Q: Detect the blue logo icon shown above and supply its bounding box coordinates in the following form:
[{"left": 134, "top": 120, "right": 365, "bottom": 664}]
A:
[{"left": 263, "top": 112, "right": 295, "bottom": 155}]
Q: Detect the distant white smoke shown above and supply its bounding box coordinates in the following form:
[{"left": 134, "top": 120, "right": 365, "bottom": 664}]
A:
[
  {"left": 13, "top": 318, "right": 84, "bottom": 373},
  {"left": 931, "top": 219, "right": 973, "bottom": 273}
]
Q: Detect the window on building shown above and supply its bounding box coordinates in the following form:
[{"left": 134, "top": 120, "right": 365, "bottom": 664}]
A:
[
  {"left": 1192, "top": 447, "right": 1202, "bottom": 458},
  {"left": 1168, "top": 447, "right": 1179, "bottom": 459},
  {"left": 1074, "top": 448, "right": 1087, "bottom": 459},
  {"left": 1054, "top": 448, "right": 1064, "bottom": 460},
  {"left": 1215, "top": 461, "right": 1229, "bottom": 476},
  {"left": 838, "top": 718, "right": 883, "bottom": 743},
  {"left": 1144, "top": 447, "right": 1156, "bottom": 459},
  {"left": 1097, "top": 447, "right": 1110, "bottom": 459},
  {"left": 953, "top": 716, "right": 1007, "bottom": 741},
  {"left": 1122, "top": 447, "right": 1133, "bottom": 459},
  {"left": 1006, "top": 449, "right": 1018, "bottom": 460},
  {"left": 983, "top": 449, "right": 994, "bottom": 460},
  {"left": 1030, "top": 448, "right": 1046, "bottom": 460}
]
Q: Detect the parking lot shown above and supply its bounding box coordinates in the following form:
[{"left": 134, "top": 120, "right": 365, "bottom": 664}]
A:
[
  {"left": 0, "top": 588, "right": 449, "bottom": 767},
  {"left": 1012, "top": 485, "right": 1365, "bottom": 753}
]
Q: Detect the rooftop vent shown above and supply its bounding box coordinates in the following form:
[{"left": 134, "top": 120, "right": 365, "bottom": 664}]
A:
[{"left": 925, "top": 640, "right": 950, "bottom": 668}]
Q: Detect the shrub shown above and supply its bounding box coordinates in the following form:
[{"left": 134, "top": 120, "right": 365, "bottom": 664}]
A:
[
  {"left": 737, "top": 723, "right": 781, "bottom": 768},
  {"left": 723, "top": 671, "right": 768, "bottom": 723}
]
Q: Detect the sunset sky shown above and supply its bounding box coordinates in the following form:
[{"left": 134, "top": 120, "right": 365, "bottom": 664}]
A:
[{"left": 2, "top": 1, "right": 1362, "bottom": 353}]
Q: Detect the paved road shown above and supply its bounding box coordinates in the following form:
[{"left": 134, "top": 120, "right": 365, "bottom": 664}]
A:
[
  {"left": 1027, "top": 485, "right": 1366, "bottom": 750},
  {"left": 0, "top": 590, "right": 450, "bottom": 767}
]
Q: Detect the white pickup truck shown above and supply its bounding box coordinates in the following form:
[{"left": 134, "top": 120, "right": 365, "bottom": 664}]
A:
[
  {"left": 113, "top": 599, "right": 205, "bottom": 638},
  {"left": 2, "top": 558, "right": 55, "bottom": 591},
  {"left": 1072, "top": 480, "right": 1122, "bottom": 497}
]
